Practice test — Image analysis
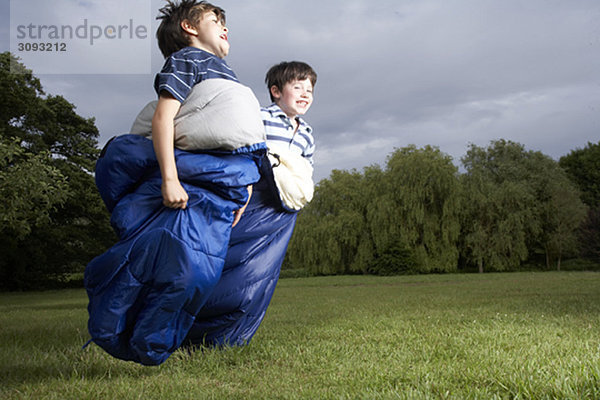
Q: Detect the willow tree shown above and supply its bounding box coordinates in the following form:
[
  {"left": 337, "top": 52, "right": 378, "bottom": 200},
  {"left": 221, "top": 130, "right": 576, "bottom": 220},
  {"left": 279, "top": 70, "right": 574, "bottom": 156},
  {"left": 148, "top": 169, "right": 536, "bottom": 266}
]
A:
[
  {"left": 460, "top": 171, "right": 536, "bottom": 273},
  {"left": 459, "top": 140, "right": 586, "bottom": 272},
  {"left": 288, "top": 167, "right": 378, "bottom": 275},
  {"left": 369, "top": 145, "right": 461, "bottom": 273},
  {"left": 460, "top": 141, "right": 541, "bottom": 272}
]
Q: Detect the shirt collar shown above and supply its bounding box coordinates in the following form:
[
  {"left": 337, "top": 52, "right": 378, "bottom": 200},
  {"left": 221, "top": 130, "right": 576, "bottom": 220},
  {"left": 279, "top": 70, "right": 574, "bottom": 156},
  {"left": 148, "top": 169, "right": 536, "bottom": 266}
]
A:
[{"left": 266, "top": 103, "right": 312, "bottom": 133}]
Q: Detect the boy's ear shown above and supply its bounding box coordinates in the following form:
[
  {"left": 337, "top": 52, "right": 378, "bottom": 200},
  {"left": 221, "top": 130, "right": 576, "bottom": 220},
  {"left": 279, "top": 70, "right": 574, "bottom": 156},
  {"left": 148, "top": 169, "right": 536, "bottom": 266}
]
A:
[
  {"left": 270, "top": 85, "right": 281, "bottom": 100},
  {"left": 181, "top": 19, "right": 198, "bottom": 36}
]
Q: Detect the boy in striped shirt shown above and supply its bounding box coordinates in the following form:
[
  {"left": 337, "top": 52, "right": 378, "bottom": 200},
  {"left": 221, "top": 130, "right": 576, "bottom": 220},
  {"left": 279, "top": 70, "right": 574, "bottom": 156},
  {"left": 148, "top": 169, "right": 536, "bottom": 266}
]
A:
[
  {"left": 152, "top": 1, "right": 240, "bottom": 213},
  {"left": 262, "top": 61, "right": 317, "bottom": 166}
]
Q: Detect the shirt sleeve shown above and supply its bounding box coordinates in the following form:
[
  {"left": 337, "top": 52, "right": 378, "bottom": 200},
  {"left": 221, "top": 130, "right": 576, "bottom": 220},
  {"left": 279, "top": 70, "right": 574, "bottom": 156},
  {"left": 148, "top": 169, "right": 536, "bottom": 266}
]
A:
[{"left": 153, "top": 54, "right": 199, "bottom": 102}]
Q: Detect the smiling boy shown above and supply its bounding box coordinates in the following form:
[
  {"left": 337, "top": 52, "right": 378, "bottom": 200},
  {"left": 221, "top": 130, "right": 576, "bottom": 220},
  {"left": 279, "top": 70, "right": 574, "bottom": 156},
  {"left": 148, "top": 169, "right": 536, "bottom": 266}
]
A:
[
  {"left": 152, "top": 0, "right": 236, "bottom": 211},
  {"left": 262, "top": 61, "right": 317, "bottom": 166}
]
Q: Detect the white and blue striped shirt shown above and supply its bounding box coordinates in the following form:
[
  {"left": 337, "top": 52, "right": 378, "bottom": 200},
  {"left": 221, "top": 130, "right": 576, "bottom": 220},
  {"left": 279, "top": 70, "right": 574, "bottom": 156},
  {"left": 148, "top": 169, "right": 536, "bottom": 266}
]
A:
[
  {"left": 261, "top": 103, "right": 315, "bottom": 165},
  {"left": 154, "top": 47, "right": 238, "bottom": 103}
]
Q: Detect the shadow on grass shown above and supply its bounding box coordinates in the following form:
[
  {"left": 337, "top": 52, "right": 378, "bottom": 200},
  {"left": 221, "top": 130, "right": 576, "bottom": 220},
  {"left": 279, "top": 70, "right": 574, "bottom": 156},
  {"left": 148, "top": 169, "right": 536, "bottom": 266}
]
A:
[
  {"left": 1, "top": 302, "right": 87, "bottom": 312},
  {"left": 1, "top": 349, "right": 160, "bottom": 387}
]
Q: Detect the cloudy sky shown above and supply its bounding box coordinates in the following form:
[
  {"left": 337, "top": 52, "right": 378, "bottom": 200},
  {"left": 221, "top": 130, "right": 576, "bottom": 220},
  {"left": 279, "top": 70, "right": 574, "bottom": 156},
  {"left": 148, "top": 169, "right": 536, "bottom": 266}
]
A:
[{"left": 2, "top": 0, "right": 599, "bottom": 181}]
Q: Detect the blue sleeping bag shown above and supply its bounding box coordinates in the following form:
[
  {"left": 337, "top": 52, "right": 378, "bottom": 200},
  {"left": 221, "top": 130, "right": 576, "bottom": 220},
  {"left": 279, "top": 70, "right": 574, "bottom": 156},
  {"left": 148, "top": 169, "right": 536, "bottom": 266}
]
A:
[
  {"left": 85, "top": 134, "right": 297, "bottom": 365},
  {"left": 184, "top": 163, "right": 297, "bottom": 347}
]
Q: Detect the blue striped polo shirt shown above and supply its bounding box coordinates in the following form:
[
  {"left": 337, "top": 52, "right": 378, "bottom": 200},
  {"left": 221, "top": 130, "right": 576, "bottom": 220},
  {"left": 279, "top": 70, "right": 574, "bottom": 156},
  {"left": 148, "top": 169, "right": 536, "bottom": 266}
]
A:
[
  {"left": 261, "top": 103, "right": 315, "bottom": 165},
  {"left": 154, "top": 47, "right": 238, "bottom": 103}
]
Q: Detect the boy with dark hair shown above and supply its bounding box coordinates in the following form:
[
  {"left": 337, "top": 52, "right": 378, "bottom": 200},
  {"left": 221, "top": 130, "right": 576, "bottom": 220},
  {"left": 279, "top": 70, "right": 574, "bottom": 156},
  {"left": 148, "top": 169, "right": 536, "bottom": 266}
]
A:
[
  {"left": 152, "top": 0, "right": 237, "bottom": 211},
  {"left": 182, "top": 62, "right": 318, "bottom": 348},
  {"left": 85, "top": 1, "right": 266, "bottom": 365},
  {"left": 155, "top": 0, "right": 227, "bottom": 59},
  {"left": 262, "top": 61, "right": 317, "bottom": 166}
]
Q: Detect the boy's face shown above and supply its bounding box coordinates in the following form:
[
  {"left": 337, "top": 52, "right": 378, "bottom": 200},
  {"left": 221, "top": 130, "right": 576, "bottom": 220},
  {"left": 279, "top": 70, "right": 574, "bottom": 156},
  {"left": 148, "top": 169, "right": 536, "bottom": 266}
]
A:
[
  {"left": 271, "top": 78, "right": 314, "bottom": 119},
  {"left": 184, "top": 11, "right": 229, "bottom": 58}
]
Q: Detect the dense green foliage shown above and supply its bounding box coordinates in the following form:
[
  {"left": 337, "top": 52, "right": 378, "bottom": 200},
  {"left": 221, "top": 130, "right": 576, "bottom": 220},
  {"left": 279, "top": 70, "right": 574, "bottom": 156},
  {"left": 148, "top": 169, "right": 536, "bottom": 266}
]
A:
[
  {"left": 289, "top": 146, "right": 461, "bottom": 275},
  {"left": 1, "top": 272, "right": 599, "bottom": 399},
  {"left": 0, "top": 53, "right": 115, "bottom": 290},
  {"left": 460, "top": 140, "right": 587, "bottom": 272},
  {"left": 0, "top": 138, "right": 68, "bottom": 239},
  {"left": 560, "top": 141, "right": 600, "bottom": 208},
  {"left": 560, "top": 142, "right": 600, "bottom": 262},
  {"left": 288, "top": 140, "right": 592, "bottom": 275}
]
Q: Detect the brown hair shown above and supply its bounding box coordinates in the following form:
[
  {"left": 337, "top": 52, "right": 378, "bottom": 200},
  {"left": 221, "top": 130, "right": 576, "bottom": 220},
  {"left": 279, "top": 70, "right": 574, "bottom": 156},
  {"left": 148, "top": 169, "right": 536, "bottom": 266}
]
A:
[
  {"left": 156, "top": 0, "right": 226, "bottom": 58},
  {"left": 265, "top": 61, "right": 317, "bottom": 102}
]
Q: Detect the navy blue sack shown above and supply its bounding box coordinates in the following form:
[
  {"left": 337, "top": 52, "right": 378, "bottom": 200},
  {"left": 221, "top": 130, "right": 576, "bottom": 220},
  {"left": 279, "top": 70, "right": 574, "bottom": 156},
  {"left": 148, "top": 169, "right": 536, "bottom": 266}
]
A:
[
  {"left": 85, "top": 135, "right": 264, "bottom": 365},
  {"left": 184, "top": 164, "right": 298, "bottom": 347}
]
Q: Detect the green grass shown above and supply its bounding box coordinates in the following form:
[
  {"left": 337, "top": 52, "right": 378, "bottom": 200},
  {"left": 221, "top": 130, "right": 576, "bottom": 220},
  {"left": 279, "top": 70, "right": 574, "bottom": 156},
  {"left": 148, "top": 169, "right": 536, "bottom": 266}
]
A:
[{"left": 1, "top": 272, "right": 599, "bottom": 399}]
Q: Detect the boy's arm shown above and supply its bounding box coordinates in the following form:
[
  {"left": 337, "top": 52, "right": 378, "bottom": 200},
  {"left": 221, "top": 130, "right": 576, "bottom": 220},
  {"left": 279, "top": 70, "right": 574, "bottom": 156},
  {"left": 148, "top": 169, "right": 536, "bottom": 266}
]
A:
[
  {"left": 232, "top": 185, "right": 252, "bottom": 227},
  {"left": 152, "top": 92, "right": 189, "bottom": 209}
]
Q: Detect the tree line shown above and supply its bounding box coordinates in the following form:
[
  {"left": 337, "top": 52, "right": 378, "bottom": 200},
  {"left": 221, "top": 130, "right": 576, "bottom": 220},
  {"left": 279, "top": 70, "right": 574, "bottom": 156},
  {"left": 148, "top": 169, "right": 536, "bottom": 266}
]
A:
[
  {"left": 285, "top": 140, "right": 599, "bottom": 276},
  {"left": 1, "top": 52, "right": 598, "bottom": 289},
  {"left": 0, "top": 52, "right": 116, "bottom": 290}
]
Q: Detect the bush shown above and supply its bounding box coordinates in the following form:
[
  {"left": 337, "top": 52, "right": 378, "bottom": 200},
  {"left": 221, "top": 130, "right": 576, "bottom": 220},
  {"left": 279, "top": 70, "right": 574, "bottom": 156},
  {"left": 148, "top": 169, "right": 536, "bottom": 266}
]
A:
[{"left": 368, "top": 244, "right": 416, "bottom": 275}]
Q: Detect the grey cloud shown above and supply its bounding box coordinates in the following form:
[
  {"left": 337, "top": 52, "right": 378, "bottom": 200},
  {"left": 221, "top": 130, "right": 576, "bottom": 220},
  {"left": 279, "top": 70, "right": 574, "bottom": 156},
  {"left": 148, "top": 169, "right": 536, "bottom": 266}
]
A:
[{"left": 1, "top": 0, "right": 598, "bottom": 182}]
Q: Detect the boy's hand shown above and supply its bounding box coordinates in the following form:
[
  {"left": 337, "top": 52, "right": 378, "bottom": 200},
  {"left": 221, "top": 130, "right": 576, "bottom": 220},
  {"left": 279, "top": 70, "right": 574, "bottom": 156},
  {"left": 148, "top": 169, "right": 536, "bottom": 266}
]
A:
[
  {"left": 161, "top": 179, "right": 189, "bottom": 209},
  {"left": 232, "top": 185, "right": 252, "bottom": 227}
]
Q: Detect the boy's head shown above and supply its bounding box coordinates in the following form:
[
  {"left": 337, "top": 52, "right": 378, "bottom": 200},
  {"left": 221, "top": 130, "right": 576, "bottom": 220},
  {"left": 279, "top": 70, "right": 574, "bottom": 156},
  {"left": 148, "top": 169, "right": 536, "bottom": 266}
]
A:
[
  {"left": 156, "top": 0, "right": 228, "bottom": 58},
  {"left": 266, "top": 61, "right": 317, "bottom": 118}
]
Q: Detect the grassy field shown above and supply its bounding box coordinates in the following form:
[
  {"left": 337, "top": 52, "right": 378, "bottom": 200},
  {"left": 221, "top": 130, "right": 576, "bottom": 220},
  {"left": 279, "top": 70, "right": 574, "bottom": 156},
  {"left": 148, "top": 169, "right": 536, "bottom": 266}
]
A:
[{"left": 1, "top": 272, "right": 599, "bottom": 399}]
